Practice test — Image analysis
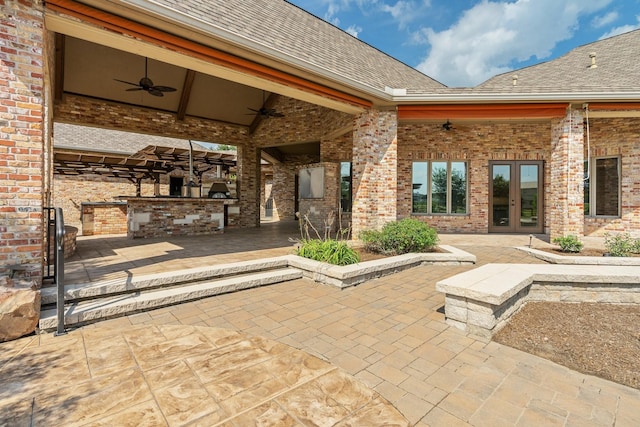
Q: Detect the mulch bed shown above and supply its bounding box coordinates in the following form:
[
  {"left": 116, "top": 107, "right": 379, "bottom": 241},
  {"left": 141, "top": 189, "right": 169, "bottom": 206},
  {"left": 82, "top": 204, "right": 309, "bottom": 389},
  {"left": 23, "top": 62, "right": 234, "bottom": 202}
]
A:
[{"left": 494, "top": 301, "right": 640, "bottom": 390}]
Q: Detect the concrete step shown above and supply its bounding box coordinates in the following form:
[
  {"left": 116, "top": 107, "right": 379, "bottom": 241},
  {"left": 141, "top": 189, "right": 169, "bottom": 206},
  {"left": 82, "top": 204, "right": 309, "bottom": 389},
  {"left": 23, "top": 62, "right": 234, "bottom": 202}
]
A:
[
  {"left": 39, "top": 267, "right": 302, "bottom": 331},
  {"left": 41, "top": 257, "right": 290, "bottom": 305}
]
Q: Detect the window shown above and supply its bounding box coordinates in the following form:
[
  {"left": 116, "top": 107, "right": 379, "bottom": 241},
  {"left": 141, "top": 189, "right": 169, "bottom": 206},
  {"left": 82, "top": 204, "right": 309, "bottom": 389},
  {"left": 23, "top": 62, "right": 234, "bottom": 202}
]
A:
[
  {"left": 340, "top": 162, "right": 352, "bottom": 212},
  {"left": 412, "top": 161, "right": 467, "bottom": 214},
  {"left": 584, "top": 157, "right": 620, "bottom": 217}
]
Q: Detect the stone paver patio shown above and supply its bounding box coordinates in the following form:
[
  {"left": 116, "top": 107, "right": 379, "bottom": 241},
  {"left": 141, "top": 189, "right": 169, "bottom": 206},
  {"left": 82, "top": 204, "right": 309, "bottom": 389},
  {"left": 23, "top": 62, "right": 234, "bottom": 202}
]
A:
[{"left": 1, "top": 223, "right": 639, "bottom": 426}]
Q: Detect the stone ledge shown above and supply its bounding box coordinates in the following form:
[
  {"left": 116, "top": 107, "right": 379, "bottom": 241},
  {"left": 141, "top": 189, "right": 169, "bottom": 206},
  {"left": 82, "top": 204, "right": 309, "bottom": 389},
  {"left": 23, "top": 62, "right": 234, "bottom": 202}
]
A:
[
  {"left": 287, "top": 245, "right": 476, "bottom": 288},
  {"left": 436, "top": 264, "right": 640, "bottom": 339},
  {"left": 517, "top": 246, "right": 640, "bottom": 265}
]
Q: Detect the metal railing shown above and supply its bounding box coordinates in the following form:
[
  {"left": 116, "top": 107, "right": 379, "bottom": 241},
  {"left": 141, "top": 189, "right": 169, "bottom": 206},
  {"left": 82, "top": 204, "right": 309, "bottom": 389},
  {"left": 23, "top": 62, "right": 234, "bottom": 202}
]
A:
[{"left": 44, "top": 207, "right": 66, "bottom": 336}]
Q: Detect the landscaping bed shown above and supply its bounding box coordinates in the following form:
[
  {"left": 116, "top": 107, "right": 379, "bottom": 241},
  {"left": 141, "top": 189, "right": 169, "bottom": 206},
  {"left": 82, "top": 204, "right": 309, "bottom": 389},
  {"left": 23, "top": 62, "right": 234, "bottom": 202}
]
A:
[{"left": 494, "top": 301, "right": 640, "bottom": 390}]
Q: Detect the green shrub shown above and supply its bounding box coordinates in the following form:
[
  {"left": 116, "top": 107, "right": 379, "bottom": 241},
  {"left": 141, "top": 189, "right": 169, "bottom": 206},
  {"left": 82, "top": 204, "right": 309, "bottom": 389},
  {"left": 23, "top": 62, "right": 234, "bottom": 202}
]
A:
[
  {"left": 296, "top": 239, "right": 360, "bottom": 265},
  {"left": 604, "top": 232, "right": 634, "bottom": 257},
  {"left": 552, "top": 235, "right": 583, "bottom": 253},
  {"left": 359, "top": 218, "right": 438, "bottom": 255}
]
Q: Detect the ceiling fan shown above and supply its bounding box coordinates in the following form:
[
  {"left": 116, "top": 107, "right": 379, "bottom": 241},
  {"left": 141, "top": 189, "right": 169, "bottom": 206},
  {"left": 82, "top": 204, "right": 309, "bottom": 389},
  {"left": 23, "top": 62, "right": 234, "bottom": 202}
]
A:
[
  {"left": 114, "top": 57, "right": 176, "bottom": 97},
  {"left": 247, "top": 91, "right": 284, "bottom": 118}
]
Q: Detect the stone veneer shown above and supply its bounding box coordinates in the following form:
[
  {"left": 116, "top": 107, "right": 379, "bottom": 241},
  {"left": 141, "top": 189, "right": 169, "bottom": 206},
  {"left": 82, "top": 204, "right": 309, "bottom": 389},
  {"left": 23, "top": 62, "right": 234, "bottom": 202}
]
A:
[
  {"left": 0, "top": 1, "right": 46, "bottom": 280},
  {"left": 126, "top": 198, "right": 235, "bottom": 238}
]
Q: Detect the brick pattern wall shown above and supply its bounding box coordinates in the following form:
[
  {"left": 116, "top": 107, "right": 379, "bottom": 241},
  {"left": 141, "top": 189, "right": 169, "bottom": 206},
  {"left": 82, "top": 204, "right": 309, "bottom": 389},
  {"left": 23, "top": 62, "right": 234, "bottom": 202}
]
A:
[
  {"left": 398, "top": 121, "right": 551, "bottom": 233},
  {"left": 549, "top": 109, "right": 585, "bottom": 239},
  {"left": 584, "top": 117, "right": 640, "bottom": 236},
  {"left": 0, "top": 1, "right": 45, "bottom": 279},
  {"left": 272, "top": 154, "right": 319, "bottom": 222},
  {"left": 53, "top": 175, "right": 156, "bottom": 229},
  {"left": 252, "top": 96, "right": 352, "bottom": 146},
  {"left": 351, "top": 109, "right": 398, "bottom": 236},
  {"left": 55, "top": 95, "right": 249, "bottom": 145},
  {"left": 298, "top": 162, "right": 340, "bottom": 236},
  {"left": 82, "top": 203, "right": 127, "bottom": 235},
  {"left": 321, "top": 132, "right": 353, "bottom": 162}
]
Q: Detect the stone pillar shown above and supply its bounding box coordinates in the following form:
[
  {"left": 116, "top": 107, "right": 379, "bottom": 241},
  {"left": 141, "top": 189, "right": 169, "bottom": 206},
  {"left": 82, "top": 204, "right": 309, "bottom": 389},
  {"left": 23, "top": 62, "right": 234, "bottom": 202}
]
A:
[
  {"left": 549, "top": 107, "right": 584, "bottom": 240},
  {"left": 0, "top": 1, "right": 46, "bottom": 281},
  {"left": 236, "top": 144, "right": 260, "bottom": 227},
  {"left": 351, "top": 109, "right": 398, "bottom": 238}
]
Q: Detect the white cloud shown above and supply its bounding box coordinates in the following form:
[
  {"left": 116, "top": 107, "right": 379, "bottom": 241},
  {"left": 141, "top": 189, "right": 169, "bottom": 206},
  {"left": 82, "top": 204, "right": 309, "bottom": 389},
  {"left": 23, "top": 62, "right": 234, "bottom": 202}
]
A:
[
  {"left": 415, "top": 0, "right": 613, "bottom": 87},
  {"left": 380, "top": 1, "right": 417, "bottom": 29},
  {"left": 591, "top": 11, "right": 618, "bottom": 28},
  {"left": 598, "top": 15, "right": 640, "bottom": 39},
  {"left": 346, "top": 24, "right": 363, "bottom": 37}
]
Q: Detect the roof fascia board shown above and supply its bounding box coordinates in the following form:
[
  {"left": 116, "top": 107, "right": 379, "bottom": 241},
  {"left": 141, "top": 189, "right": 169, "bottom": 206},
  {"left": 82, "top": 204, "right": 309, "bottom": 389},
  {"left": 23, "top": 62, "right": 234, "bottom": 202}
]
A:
[
  {"left": 394, "top": 93, "right": 640, "bottom": 103},
  {"left": 398, "top": 103, "right": 569, "bottom": 121}
]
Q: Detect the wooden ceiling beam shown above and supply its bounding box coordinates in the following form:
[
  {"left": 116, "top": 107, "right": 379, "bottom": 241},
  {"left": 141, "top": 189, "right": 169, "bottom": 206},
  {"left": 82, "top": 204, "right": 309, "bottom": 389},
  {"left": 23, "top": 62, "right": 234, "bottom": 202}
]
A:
[{"left": 177, "top": 69, "right": 196, "bottom": 121}]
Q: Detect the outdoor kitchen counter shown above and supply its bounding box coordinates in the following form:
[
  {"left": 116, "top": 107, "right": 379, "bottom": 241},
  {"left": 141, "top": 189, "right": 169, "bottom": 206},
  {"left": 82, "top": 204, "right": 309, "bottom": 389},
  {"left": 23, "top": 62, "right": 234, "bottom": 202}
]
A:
[{"left": 122, "top": 197, "right": 239, "bottom": 239}]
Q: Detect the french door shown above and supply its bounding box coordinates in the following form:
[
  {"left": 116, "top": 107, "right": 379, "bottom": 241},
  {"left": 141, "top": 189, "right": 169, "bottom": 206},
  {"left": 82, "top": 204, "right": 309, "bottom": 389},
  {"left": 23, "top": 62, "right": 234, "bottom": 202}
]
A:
[{"left": 489, "top": 161, "right": 543, "bottom": 233}]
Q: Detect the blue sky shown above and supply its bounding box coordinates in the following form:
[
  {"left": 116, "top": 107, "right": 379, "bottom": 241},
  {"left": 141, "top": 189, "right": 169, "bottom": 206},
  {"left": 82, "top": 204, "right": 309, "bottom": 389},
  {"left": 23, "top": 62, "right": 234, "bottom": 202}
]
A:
[{"left": 287, "top": 0, "right": 640, "bottom": 87}]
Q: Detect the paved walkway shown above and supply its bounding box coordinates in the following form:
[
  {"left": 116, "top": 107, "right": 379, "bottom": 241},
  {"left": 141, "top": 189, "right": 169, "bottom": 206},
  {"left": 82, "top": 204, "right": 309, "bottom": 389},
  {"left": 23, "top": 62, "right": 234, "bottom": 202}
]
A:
[{"left": 2, "top": 224, "right": 639, "bottom": 426}]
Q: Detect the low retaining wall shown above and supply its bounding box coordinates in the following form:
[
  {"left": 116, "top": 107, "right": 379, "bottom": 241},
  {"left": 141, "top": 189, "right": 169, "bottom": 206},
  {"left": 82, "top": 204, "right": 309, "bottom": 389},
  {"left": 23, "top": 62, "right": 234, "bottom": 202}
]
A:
[
  {"left": 289, "top": 245, "right": 476, "bottom": 288},
  {"left": 436, "top": 264, "right": 640, "bottom": 339}
]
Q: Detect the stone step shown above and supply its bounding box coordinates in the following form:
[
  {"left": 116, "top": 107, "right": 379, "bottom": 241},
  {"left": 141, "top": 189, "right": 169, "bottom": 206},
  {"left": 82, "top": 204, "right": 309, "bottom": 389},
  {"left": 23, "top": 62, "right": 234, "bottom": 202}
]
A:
[
  {"left": 41, "top": 257, "right": 290, "bottom": 305},
  {"left": 39, "top": 267, "right": 302, "bottom": 331}
]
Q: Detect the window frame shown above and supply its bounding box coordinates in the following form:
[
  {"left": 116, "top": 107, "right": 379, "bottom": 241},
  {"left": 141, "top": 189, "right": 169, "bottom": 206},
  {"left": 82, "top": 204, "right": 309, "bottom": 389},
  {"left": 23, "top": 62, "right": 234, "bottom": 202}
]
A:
[
  {"left": 340, "top": 161, "right": 352, "bottom": 212},
  {"left": 411, "top": 160, "right": 468, "bottom": 215},
  {"left": 584, "top": 155, "right": 621, "bottom": 217}
]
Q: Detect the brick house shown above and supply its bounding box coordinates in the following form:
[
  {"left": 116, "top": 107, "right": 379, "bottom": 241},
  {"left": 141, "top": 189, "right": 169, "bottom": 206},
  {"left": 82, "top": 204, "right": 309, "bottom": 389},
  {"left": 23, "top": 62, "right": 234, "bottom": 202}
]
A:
[{"left": 2, "top": 0, "right": 639, "bottom": 282}]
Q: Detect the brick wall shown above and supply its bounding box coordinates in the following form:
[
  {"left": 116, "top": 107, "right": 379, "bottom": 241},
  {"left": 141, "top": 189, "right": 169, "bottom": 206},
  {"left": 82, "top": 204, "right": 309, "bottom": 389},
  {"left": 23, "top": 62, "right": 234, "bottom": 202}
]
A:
[
  {"left": 0, "top": 1, "right": 45, "bottom": 279},
  {"left": 548, "top": 109, "right": 584, "bottom": 239},
  {"left": 81, "top": 203, "right": 127, "bottom": 235},
  {"left": 584, "top": 117, "right": 640, "bottom": 236},
  {"left": 252, "top": 96, "right": 352, "bottom": 146},
  {"left": 351, "top": 109, "right": 398, "bottom": 236},
  {"left": 298, "top": 162, "right": 340, "bottom": 236},
  {"left": 398, "top": 121, "right": 551, "bottom": 233},
  {"left": 271, "top": 154, "right": 319, "bottom": 222},
  {"left": 55, "top": 95, "right": 249, "bottom": 145}
]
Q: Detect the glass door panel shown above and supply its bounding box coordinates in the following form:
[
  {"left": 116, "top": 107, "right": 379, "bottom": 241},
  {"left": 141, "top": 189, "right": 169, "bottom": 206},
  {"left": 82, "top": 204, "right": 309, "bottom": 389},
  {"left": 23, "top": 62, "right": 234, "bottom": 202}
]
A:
[
  {"left": 519, "top": 164, "right": 539, "bottom": 229},
  {"left": 491, "top": 164, "right": 512, "bottom": 230}
]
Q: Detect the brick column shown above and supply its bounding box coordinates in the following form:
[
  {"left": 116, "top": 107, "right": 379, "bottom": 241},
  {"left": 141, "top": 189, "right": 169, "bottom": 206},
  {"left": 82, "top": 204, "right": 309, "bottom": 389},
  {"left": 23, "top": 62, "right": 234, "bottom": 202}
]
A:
[
  {"left": 549, "top": 107, "right": 584, "bottom": 239},
  {"left": 0, "top": 1, "right": 46, "bottom": 281},
  {"left": 351, "top": 109, "right": 398, "bottom": 237},
  {"left": 236, "top": 144, "right": 260, "bottom": 227}
]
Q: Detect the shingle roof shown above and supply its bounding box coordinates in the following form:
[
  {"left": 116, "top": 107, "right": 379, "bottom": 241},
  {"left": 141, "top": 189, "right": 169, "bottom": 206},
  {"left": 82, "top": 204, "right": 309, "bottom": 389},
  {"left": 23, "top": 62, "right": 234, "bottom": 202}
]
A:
[
  {"left": 54, "top": 123, "right": 194, "bottom": 154},
  {"left": 132, "top": 0, "right": 444, "bottom": 93},
  {"left": 473, "top": 29, "right": 640, "bottom": 94}
]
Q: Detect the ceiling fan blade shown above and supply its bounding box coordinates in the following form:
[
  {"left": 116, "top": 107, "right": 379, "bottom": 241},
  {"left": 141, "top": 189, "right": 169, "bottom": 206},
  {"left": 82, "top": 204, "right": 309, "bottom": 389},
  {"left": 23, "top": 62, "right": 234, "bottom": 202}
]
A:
[
  {"left": 126, "top": 87, "right": 144, "bottom": 92},
  {"left": 152, "top": 85, "right": 176, "bottom": 92},
  {"left": 114, "top": 78, "right": 140, "bottom": 87},
  {"left": 147, "top": 88, "right": 164, "bottom": 97}
]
